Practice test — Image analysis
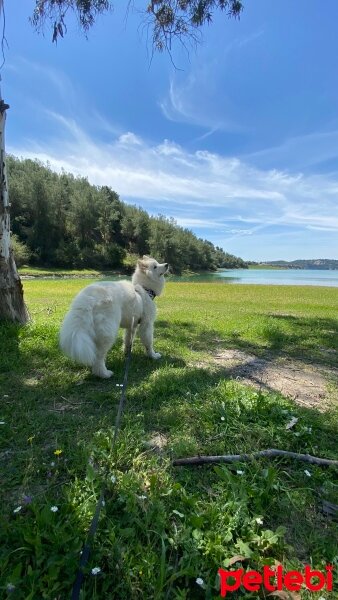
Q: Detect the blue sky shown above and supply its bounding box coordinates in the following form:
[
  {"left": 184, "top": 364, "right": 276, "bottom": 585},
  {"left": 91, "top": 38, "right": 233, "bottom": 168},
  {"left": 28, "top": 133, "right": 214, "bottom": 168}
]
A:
[{"left": 3, "top": 0, "right": 338, "bottom": 261}]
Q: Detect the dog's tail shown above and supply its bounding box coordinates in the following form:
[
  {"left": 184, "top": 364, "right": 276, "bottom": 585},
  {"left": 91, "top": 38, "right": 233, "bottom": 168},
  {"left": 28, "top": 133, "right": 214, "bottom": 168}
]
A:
[{"left": 60, "top": 301, "right": 96, "bottom": 367}]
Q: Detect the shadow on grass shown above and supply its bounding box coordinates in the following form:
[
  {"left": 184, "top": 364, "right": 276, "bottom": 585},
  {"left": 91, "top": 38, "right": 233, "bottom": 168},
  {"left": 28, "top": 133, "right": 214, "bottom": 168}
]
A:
[
  {"left": 0, "top": 321, "right": 22, "bottom": 373},
  {"left": 157, "top": 313, "right": 338, "bottom": 368},
  {"left": 261, "top": 314, "right": 338, "bottom": 365}
]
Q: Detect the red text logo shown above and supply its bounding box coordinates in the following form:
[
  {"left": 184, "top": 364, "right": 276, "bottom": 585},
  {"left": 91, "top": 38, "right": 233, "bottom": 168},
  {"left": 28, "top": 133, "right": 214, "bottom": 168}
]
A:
[{"left": 218, "top": 565, "right": 333, "bottom": 597}]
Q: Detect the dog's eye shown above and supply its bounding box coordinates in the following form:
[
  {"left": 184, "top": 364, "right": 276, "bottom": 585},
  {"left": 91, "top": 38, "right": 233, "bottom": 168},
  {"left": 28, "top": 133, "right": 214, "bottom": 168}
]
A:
[{"left": 153, "top": 265, "right": 157, "bottom": 269}]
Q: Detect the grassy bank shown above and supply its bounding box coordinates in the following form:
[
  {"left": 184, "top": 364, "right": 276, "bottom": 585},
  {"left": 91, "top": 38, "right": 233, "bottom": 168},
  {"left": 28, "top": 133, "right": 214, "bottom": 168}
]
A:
[
  {"left": 1, "top": 281, "right": 337, "bottom": 598},
  {"left": 18, "top": 266, "right": 118, "bottom": 278}
]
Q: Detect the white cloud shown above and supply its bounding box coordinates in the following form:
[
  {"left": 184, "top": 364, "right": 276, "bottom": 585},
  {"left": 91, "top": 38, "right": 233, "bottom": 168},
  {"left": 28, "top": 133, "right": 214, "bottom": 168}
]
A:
[
  {"left": 159, "top": 31, "right": 263, "bottom": 133},
  {"left": 8, "top": 112, "right": 338, "bottom": 260},
  {"left": 246, "top": 129, "right": 338, "bottom": 171},
  {"left": 159, "top": 75, "right": 238, "bottom": 133},
  {"left": 118, "top": 132, "right": 143, "bottom": 145}
]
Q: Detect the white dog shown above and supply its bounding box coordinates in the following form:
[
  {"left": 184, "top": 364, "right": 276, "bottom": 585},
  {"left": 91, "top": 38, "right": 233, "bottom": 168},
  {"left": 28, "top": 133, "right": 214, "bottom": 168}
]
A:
[{"left": 59, "top": 256, "right": 168, "bottom": 378}]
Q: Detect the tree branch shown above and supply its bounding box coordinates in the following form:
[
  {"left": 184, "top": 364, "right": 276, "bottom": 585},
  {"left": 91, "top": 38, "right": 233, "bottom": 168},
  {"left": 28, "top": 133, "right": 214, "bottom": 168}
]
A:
[{"left": 173, "top": 448, "right": 338, "bottom": 467}]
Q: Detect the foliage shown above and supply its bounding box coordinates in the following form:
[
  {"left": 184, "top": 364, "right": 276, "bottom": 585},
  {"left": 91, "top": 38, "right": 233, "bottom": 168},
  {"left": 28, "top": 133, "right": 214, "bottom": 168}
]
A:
[
  {"left": 8, "top": 155, "right": 246, "bottom": 273},
  {"left": 32, "top": 0, "right": 111, "bottom": 42},
  {"left": 148, "top": 0, "right": 243, "bottom": 52},
  {"left": 0, "top": 280, "right": 337, "bottom": 597},
  {"left": 10, "top": 234, "right": 31, "bottom": 267},
  {"left": 31, "top": 0, "right": 243, "bottom": 49}
]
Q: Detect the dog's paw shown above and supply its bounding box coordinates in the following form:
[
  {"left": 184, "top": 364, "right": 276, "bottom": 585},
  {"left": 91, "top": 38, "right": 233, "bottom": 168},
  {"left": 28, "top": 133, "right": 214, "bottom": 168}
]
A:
[
  {"left": 152, "top": 352, "right": 162, "bottom": 360},
  {"left": 92, "top": 367, "right": 113, "bottom": 379},
  {"left": 103, "top": 369, "right": 113, "bottom": 378}
]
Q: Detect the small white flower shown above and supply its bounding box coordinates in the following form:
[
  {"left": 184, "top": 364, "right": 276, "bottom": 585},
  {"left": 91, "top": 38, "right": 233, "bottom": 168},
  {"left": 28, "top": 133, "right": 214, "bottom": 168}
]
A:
[
  {"left": 91, "top": 567, "right": 101, "bottom": 575},
  {"left": 221, "top": 416, "right": 225, "bottom": 421},
  {"left": 255, "top": 517, "right": 264, "bottom": 525},
  {"left": 236, "top": 470, "right": 244, "bottom": 475},
  {"left": 3, "top": 394, "right": 9, "bottom": 398},
  {"left": 13, "top": 506, "right": 22, "bottom": 513},
  {"left": 304, "top": 470, "right": 311, "bottom": 477},
  {"left": 50, "top": 505, "right": 58, "bottom": 512},
  {"left": 196, "top": 577, "right": 204, "bottom": 586},
  {"left": 110, "top": 475, "right": 116, "bottom": 484},
  {"left": 6, "top": 583, "right": 15, "bottom": 592},
  {"left": 0, "top": 421, "right": 5, "bottom": 425},
  {"left": 137, "top": 494, "right": 147, "bottom": 500},
  {"left": 51, "top": 461, "right": 55, "bottom": 467}
]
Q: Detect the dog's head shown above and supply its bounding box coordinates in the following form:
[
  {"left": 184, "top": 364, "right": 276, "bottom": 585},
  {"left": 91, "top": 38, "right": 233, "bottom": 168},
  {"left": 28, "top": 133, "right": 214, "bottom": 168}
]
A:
[{"left": 137, "top": 256, "right": 169, "bottom": 282}]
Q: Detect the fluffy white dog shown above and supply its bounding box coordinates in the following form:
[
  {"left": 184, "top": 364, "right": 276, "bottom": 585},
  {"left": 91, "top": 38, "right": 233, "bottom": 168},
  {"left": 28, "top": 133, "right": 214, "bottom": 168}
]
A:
[{"left": 59, "top": 256, "right": 168, "bottom": 378}]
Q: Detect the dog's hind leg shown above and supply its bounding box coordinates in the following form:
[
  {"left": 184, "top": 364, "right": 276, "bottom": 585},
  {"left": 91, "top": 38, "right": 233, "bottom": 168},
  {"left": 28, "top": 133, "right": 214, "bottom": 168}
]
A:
[
  {"left": 139, "top": 321, "right": 161, "bottom": 359},
  {"left": 123, "top": 321, "right": 138, "bottom": 355},
  {"left": 92, "top": 343, "right": 114, "bottom": 378},
  {"left": 92, "top": 310, "right": 120, "bottom": 378}
]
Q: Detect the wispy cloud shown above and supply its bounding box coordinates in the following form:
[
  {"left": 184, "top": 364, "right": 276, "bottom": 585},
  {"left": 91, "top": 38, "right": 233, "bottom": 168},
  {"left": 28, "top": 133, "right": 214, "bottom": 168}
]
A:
[
  {"left": 9, "top": 112, "right": 338, "bottom": 246},
  {"left": 159, "top": 31, "right": 263, "bottom": 133},
  {"left": 246, "top": 129, "right": 338, "bottom": 171},
  {"left": 159, "top": 74, "right": 240, "bottom": 133}
]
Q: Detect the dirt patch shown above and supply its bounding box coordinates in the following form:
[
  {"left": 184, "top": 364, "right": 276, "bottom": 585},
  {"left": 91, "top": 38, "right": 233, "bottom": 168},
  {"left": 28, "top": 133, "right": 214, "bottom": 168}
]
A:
[
  {"left": 200, "top": 349, "right": 338, "bottom": 411},
  {"left": 144, "top": 433, "right": 168, "bottom": 451}
]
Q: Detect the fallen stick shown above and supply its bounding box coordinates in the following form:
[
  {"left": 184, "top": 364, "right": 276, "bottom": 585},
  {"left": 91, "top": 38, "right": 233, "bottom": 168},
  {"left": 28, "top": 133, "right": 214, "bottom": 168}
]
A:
[{"left": 173, "top": 448, "right": 338, "bottom": 467}]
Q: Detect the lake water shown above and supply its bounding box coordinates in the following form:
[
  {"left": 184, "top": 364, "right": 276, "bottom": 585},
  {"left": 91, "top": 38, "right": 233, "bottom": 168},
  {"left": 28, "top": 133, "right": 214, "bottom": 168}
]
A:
[
  {"left": 24, "top": 268, "right": 338, "bottom": 287},
  {"left": 170, "top": 269, "right": 338, "bottom": 287}
]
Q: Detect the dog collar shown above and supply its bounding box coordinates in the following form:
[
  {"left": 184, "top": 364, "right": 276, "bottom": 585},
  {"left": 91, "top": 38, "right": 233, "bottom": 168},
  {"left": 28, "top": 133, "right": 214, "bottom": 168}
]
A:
[{"left": 142, "top": 287, "right": 156, "bottom": 300}]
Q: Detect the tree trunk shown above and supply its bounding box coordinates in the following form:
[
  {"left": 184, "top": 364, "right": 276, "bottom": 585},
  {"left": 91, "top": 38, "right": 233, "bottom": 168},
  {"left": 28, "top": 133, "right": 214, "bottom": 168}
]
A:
[{"left": 0, "top": 96, "right": 29, "bottom": 323}]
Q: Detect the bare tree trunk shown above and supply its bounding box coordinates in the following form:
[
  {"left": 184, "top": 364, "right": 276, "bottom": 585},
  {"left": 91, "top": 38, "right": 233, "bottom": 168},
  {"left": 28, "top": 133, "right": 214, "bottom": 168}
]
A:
[{"left": 0, "top": 94, "right": 29, "bottom": 323}]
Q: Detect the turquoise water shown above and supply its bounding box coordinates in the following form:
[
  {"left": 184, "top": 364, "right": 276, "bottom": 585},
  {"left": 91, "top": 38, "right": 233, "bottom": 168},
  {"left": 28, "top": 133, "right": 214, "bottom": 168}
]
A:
[
  {"left": 169, "top": 269, "right": 338, "bottom": 287},
  {"left": 26, "top": 268, "right": 338, "bottom": 287}
]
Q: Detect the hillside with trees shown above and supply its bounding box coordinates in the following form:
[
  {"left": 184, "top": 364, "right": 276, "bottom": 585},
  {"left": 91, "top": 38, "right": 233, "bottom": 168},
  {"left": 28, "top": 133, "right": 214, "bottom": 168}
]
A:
[
  {"left": 249, "top": 260, "right": 338, "bottom": 270},
  {"left": 8, "top": 156, "right": 247, "bottom": 274}
]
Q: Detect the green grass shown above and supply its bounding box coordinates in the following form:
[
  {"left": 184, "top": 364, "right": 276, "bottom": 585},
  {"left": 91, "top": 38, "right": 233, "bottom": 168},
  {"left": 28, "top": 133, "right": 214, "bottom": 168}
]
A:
[
  {"left": 18, "top": 266, "right": 116, "bottom": 277},
  {"left": 0, "top": 281, "right": 337, "bottom": 599}
]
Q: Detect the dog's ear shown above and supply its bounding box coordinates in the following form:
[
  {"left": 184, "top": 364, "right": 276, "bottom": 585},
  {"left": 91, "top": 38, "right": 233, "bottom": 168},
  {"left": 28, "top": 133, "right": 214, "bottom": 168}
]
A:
[
  {"left": 142, "top": 255, "right": 151, "bottom": 260},
  {"left": 137, "top": 259, "right": 147, "bottom": 272}
]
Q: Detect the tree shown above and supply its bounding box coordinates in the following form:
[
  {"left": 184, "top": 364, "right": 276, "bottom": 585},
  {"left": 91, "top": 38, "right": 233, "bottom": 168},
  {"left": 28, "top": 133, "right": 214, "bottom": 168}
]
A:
[{"left": 0, "top": 89, "right": 29, "bottom": 322}]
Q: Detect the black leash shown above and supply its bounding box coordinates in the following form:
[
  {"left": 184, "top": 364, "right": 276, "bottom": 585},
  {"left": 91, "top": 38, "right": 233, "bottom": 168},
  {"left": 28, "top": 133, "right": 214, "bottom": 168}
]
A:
[{"left": 71, "top": 337, "right": 133, "bottom": 600}]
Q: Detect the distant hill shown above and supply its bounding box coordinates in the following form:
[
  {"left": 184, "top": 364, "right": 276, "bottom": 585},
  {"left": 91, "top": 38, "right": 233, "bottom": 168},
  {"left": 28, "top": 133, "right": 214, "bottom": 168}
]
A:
[{"left": 251, "top": 259, "right": 338, "bottom": 270}]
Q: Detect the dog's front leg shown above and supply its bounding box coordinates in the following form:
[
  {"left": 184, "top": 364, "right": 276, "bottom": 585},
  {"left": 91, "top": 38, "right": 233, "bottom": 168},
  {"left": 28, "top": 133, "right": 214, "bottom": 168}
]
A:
[{"left": 139, "top": 321, "right": 161, "bottom": 359}]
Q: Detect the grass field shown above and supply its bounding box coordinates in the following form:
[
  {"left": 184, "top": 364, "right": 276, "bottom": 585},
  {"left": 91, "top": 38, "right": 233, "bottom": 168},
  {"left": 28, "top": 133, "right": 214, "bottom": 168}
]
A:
[
  {"left": 19, "top": 267, "right": 115, "bottom": 278},
  {"left": 1, "top": 280, "right": 337, "bottom": 599}
]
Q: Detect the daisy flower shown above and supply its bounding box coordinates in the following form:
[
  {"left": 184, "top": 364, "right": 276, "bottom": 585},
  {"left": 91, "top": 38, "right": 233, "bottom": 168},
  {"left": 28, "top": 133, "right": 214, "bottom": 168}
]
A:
[{"left": 6, "top": 583, "right": 15, "bottom": 592}]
